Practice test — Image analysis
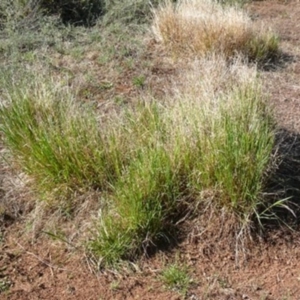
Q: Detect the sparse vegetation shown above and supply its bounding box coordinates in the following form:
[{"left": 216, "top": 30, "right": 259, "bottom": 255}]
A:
[
  {"left": 0, "top": 55, "right": 276, "bottom": 265},
  {"left": 0, "top": 0, "right": 292, "bottom": 289},
  {"left": 0, "top": 0, "right": 280, "bottom": 267},
  {"left": 161, "top": 263, "right": 191, "bottom": 295}
]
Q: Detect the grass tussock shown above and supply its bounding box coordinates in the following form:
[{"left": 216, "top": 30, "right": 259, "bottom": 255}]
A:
[
  {"left": 0, "top": 57, "right": 275, "bottom": 265},
  {"left": 152, "top": 0, "right": 279, "bottom": 62},
  {"left": 89, "top": 58, "right": 275, "bottom": 264},
  {"left": 167, "top": 57, "right": 275, "bottom": 214},
  {"left": 0, "top": 73, "right": 126, "bottom": 200}
]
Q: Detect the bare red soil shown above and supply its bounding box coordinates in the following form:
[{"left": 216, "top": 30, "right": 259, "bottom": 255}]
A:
[{"left": 2, "top": 1, "right": 300, "bottom": 299}]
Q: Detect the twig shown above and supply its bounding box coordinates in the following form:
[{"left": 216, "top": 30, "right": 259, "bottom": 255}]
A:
[{"left": 15, "top": 241, "right": 68, "bottom": 275}]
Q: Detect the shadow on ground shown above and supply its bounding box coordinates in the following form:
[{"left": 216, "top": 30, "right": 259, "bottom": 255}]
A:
[
  {"left": 260, "top": 51, "right": 296, "bottom": 71},
  {"left": 260, "top": 128, "right": 300, "bottom": 229}
]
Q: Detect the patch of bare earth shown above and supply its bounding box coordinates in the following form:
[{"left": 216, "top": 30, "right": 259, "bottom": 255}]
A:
[{"left": 2, "top": 1, "right": 300, "bottom": 299}]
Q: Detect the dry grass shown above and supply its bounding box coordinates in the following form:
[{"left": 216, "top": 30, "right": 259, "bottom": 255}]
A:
[
  {"left": 152, "top": 0, "right": 278, "bottom": 62},
  {"left": 172, "top": 54, "right": 258, "bottom": 99}
]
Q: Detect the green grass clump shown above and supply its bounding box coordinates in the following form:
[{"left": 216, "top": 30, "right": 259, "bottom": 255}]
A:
[
  {"left": 0, "top": 74, "right": 124, "bottom": 199},
  {"left": 90, "top": 103, "right": 188, "bottom": 264},
  {"left": 0, "top": 0, "right": 280, "bottom": 272},
  {"left": 90, "top": 79, "right": 275, "bottom": 264},
  {"left": 187, "top": 86, "right": 275, "bottom": 213},
  {"left": 161, "top": 263, "right": 191, "bottom": 295},
  {"left": 0, "top": 59, "right": 275, "bottom": 265},
  {"left": 90, "top": 146, "right": 184, "bottom": 264}
]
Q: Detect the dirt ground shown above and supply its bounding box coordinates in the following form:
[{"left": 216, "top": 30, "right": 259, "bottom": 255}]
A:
[{"left": 2, "top": 0, "right": 300, "bottom": 299}]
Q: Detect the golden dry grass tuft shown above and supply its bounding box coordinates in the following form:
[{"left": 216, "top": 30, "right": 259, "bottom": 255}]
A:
[{"left": 152, "top": 0, "right": 278, "bottom": 62}]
